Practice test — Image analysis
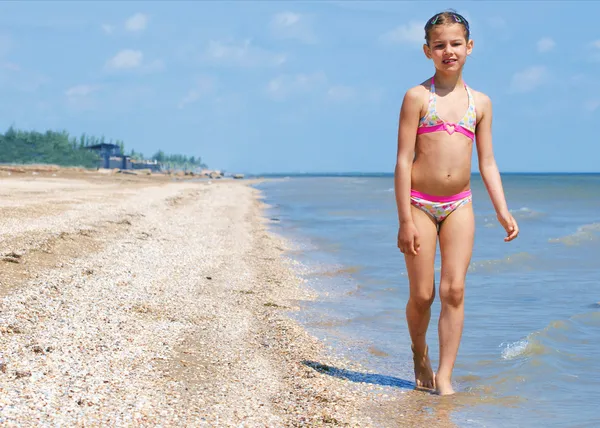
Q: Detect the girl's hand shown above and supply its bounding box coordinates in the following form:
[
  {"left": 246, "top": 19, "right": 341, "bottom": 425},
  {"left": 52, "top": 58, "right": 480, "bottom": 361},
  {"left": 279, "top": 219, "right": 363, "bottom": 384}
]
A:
[
  {"left": 398, "top": 221, "right": 420, "bottom": 255},
  {"left": 497, "top": 211, "right": 519, "bottom": 242}
]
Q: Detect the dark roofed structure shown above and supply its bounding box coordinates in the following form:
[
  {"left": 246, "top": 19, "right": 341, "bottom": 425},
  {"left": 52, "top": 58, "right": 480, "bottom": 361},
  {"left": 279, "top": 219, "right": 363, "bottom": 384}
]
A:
[{"left": 86, "top": 143, "right": 127, "bottom": 169}]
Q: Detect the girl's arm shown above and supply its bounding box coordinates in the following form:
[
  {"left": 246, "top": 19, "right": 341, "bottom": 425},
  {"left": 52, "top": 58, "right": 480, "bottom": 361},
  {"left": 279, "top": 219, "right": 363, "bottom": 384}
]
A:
[
  {"left": 394, "top": 88, "right": 422, "bottom": 225},
  {"left": 475, "top": 93, "right": 519, "bottom": 242}
]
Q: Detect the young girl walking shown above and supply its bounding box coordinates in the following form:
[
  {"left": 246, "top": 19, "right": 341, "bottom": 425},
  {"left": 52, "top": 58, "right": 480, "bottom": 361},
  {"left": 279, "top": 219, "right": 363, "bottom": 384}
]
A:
[{"left": 394, "top": 10, "right": 519, "bottom": 395}]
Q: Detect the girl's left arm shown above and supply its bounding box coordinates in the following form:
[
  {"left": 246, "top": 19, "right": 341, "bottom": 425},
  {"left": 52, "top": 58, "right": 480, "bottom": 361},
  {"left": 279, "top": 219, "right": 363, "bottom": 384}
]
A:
[{"left": 475, "top": 93, "right": 519, "bottom": 242}]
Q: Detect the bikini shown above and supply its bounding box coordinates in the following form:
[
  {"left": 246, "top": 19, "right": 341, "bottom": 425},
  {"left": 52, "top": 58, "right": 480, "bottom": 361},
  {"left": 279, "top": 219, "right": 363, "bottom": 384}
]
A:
[{"left": 410, "top": 77, "right": 477, "bottom": 226}]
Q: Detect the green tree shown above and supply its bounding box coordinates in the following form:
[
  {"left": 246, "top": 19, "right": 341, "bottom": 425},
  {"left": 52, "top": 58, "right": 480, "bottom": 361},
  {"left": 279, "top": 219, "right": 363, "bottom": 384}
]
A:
[{"left": 0, "top": 126, "right": 209, "bottom": 172}]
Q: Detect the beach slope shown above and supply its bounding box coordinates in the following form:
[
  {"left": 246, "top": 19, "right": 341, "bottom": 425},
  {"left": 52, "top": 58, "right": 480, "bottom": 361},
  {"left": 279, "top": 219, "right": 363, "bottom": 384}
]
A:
[{"left": 0, "top": 173, "right": 380, "bottom": 426}]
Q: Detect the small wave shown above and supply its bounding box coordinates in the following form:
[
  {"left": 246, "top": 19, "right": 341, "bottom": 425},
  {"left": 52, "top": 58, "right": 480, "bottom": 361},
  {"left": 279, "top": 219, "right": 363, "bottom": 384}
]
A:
[
  {"left": 499, "top": 317, "right": 587, "bottom": 361},
  {"left": 468, "top": 252, "right": 534, "bottom": 273},
  {"left": 500, "top": 339, "right": 530, "bottom": 360},
  {"left": 283, "top": 239, "right": 319, "bottom": 253},
  {"left": 317, "top": 265, "right": 361, "bottom": 277},
  {"left": 500, "top": 335, "right": 557, "bottom": 361},
  {"left": 549, "top": 222, "right": 600, "bottom": 246},
  {"left": 479, "top": 207, "right": 544, "bottom": 226},
  {"left": 510, "top": 207, "right": 546, "bottom": 220}
]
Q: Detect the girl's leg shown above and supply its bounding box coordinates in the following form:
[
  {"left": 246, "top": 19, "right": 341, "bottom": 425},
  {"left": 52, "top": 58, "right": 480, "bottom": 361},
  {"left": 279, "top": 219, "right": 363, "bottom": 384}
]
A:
[
  {"left": 404, "top": 205, "right": 438, "bottom": 389},
  {"left": 436, "top": 202, "right": 475, "bottom": 395}
]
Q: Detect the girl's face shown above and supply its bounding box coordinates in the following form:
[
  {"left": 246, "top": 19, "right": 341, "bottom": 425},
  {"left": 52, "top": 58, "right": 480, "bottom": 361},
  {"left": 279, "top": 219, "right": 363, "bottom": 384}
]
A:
[{"left": 423, "top": 24, "right": 473, "bottom": 72}]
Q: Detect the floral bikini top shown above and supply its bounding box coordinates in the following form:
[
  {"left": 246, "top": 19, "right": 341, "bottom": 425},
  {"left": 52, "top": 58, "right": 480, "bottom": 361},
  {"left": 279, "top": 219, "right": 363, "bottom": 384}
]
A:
[{"left": 417, "top": 77, "right": 477, "bottom": 140}]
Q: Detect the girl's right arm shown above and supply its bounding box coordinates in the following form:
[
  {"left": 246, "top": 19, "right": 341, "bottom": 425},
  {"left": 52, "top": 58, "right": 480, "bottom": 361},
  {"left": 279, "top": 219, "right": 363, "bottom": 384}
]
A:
[{"left": 394, "top": 87, "right": 422, "bottom": 254}]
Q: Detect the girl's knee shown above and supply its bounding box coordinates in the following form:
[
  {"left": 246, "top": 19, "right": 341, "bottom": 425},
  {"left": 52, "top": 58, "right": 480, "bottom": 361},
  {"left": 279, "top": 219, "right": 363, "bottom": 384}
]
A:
[
  {"left": 409, "top": 286, "right": 436, "bottom": 311},
  {"left": 439, "top": 279, "right": 464, "bottom": 307}
]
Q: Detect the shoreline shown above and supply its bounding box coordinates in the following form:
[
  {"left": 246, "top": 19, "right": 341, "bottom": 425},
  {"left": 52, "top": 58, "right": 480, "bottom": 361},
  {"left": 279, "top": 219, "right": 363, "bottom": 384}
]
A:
[{"left": 0, "top": 172, "right": 457, "bottom": 426}]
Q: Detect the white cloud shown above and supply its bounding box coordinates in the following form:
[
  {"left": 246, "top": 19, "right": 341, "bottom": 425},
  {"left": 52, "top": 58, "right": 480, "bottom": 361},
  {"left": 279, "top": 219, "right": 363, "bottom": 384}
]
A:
[
  {"left": 65, "top": 84, "right": 100, "bottom": 111},
  {"left": 125, "top": 13, "right": 148, "bottom": 32},
  {"left": 537, "top": 37, "right": 555, "bottom": 53},
  {"left": 380, "top": 21, "right": 424, "bottom": 45},
  {"left": 101, "top": 24, "right": 114, "bottom": 35},
  {"left": 205, "top": 39, "right": 286, "bottom": 67},
  {"left": 270, "top": 12, "right": 316, "bottom": 44},
  {"left": 273, "top": 11, "right": 301, "bottom": 27},
  {"left": 105, "top": 49, "right": 143, "bottom": 70},
  {"left": 267, "top": 72, "right": 327, "bottom": 100},
  {"left": 592, "top": 40, "right": 600, "bottom": 49},
  {"left": 178, "top": 90, "right": 202, "bottom": 110},
  {"left": 510, "top": 66, "right": 548, "bottom": 93},
  {"left": 178, "top": 76, "right": 216, "bottom": 109}
]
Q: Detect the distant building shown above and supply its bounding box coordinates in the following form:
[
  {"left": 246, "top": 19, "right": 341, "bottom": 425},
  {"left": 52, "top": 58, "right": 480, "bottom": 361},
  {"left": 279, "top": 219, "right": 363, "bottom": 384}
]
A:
[
  {"left": 131, "top": 158, "right": 161, "bottom": 172},
  {"left": 86, "top": 143, "right": 131, "bottom": 169}
]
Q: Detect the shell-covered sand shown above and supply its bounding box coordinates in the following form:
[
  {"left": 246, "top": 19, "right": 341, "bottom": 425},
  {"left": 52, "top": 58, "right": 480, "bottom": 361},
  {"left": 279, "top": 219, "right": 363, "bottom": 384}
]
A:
[{"left": 0, "top": 171, "right": 459, "bottom": 427}]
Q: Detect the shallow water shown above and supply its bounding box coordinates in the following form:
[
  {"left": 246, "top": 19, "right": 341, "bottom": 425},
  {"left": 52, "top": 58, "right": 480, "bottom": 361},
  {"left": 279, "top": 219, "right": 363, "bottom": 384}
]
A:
[{"left": 255, "top": 174, "right": 600, "bottom": 427}]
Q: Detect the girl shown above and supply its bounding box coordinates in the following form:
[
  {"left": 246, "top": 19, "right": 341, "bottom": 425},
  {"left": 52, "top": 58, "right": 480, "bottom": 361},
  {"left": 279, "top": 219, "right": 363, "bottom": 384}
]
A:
[{"left": 394, "top": 10, "right": 519, "bottom": 396}]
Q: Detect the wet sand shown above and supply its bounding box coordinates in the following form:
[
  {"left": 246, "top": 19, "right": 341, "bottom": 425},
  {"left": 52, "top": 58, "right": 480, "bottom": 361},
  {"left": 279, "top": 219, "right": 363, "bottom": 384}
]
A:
[{"left": 0, "top": 168, "right": 459, "bottom": 427}]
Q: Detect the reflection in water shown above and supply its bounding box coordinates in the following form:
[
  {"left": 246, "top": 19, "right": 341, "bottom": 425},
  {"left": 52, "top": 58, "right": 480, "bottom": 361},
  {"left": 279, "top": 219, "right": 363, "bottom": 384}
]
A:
[{"left": 372, "top": 385, "right": 526, "bottom": 427}]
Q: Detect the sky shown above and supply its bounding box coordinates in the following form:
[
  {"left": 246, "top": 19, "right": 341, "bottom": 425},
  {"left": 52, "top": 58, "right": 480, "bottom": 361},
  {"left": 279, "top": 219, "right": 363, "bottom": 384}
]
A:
[{"left": 0, "top": 1, "right": 598, "bottom": 174}]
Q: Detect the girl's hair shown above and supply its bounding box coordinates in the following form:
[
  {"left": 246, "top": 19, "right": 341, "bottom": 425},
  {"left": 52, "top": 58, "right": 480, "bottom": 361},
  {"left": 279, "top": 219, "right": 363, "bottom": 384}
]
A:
[{"left": 424, "top": 10, "right": 470, "bottom": 44}]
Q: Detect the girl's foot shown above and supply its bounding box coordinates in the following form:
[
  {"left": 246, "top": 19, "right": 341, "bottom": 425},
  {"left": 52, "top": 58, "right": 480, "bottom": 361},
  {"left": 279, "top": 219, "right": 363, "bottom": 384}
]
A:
[
  {"left": 412, "top": 344, "right": 435, "bottom": 390},
  {"left": 434, "top": 375, "right": 455, "bottom": 395}
]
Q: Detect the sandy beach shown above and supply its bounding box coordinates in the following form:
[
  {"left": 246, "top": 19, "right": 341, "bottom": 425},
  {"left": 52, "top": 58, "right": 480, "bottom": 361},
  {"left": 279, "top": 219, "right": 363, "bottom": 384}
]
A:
[{"left": 0, "top": 168, "right": 458, "bottom": 427}]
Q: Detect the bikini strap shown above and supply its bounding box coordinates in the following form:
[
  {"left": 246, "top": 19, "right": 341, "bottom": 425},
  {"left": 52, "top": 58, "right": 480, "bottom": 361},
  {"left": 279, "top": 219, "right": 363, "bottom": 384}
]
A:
[
  {"left": 429, "top": 77, "right": 436, "bottom": 109},
  {"left": 464, "top": 83, "right": 476, "bottom": 110}
]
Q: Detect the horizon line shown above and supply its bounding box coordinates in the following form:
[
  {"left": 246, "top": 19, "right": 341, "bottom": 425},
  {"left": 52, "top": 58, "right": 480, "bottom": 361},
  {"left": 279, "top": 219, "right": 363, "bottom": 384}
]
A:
[{"left": 248, "top": 171, "right": 600, "bottom": 176}]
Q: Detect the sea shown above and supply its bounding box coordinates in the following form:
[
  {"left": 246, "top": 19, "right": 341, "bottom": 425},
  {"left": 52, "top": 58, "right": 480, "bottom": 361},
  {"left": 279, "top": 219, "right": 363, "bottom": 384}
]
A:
[{"left": 252, "top": 173, "right": 600, "bottom": 428}]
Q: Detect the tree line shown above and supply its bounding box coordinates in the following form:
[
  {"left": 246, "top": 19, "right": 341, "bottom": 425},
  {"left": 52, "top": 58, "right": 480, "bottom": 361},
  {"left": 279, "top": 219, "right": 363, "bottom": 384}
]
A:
[{"left": 0, "top": 126, "right": 207, "bottom": 170}]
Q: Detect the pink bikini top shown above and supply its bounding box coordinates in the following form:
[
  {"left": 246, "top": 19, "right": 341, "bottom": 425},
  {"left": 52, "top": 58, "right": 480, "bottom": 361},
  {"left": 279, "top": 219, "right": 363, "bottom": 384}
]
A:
[{"left": 417, "top": 77, "right": 477, "bottom": 140}]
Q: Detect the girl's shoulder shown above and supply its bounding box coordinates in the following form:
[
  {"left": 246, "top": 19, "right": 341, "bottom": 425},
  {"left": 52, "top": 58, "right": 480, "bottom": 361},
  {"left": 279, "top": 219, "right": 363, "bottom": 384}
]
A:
[
  {"left": 467, "top": 86, "right": 492, "bottom": 108},
  {"left": 403, "top": 80, "right": 432, "bottom": 106},
  {"left": 405, "top": 81, "right": 430, "bottom": 95}
]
